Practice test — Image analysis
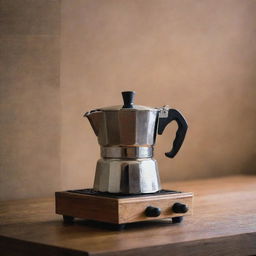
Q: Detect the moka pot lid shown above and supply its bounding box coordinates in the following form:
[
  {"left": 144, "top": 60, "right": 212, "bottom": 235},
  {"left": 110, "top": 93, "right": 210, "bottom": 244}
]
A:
[{"left": 98, "top": 91, "right": 158, "bottom": 112}]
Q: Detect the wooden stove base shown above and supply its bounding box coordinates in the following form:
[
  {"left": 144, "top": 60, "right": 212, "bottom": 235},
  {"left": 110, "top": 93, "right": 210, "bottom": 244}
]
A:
[{"left": 55, "top": 189, "right": 193, "bottom": 226}]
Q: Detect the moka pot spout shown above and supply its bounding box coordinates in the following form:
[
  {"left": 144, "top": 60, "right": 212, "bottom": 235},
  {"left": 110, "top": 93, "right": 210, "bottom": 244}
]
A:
[{"left": 84, "top": 109, "right": 102, "bottom": 136}]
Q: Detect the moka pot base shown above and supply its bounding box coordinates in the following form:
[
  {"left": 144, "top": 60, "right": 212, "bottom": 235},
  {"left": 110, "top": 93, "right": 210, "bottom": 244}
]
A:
[
  {"left": 94, "top": 158, "right": 161, "bottom": 194},
  {"left": 95, "top": 146, "right": 161, "bottom": 194},
  {"left": 55, "top": 188, "right": 193, "bottom": 229}
]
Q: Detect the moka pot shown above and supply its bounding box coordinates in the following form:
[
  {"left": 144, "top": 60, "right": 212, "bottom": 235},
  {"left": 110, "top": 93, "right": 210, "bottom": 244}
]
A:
[{"left": 85, "top": 91, "right": 188, "bottom": 194}]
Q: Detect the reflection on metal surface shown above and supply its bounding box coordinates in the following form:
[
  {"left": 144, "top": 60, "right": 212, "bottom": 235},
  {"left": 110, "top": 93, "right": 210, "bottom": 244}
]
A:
[
  {"left": 100, "top": 146, "right": 153, "bottom": 159},
  {"left": 93, "top": 158, "right": 161, "bottom": 194},
  {"left": 86, "top": 109, "right": 159, "bottom": 146},
  {"left": 159, "top": 105, "right": 169, "bottom": 118}
]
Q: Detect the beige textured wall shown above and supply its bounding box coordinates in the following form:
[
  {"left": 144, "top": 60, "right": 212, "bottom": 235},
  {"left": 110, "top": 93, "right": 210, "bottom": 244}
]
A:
[
  {"left": 0, "top": 0, "right": 61, "bottom": 200},
  {"left": 61, "top": 0, "right": 256, "bottom": 190},
  {"left": 1, "top": 0, "right": 256, "bottom": 200}
]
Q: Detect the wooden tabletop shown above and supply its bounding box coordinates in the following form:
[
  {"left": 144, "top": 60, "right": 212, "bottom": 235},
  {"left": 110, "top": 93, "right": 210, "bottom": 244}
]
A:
[{"left": 1, "top": 175, "right": 256, "bottom": 256}]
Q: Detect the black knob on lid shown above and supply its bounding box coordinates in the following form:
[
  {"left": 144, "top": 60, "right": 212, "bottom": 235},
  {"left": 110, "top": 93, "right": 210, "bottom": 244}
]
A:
[
  {"left": 122, "top": 91, "right": 135, "bottom": 108},
  {"left": 172, "top": 203, "right": 189, "bottom": 213},
  {"left": 145, "top": 206, "right": 161, "bottom": 217}
]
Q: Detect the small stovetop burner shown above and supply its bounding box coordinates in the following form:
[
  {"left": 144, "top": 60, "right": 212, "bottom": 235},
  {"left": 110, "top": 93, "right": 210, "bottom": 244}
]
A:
[
  {"left": 67, "top": 189, "right": 181, "bottom": 199},
  {"left": 55, "top": 187, "right": 193, "bottom": 230}
]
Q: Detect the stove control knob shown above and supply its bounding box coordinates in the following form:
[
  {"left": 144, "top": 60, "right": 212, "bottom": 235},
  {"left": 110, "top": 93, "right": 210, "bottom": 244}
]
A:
[
  {"left": 145, "top": 206, "right": 161, "bottom": 217},
  {"left": 172, "top": 203, "right": 189, "bottom": 213}
]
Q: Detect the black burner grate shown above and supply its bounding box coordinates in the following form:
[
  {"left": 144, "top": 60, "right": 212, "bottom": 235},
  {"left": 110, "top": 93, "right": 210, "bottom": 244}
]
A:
[{"left": 67, "top": 188, "right": 181, "bottom": 199}]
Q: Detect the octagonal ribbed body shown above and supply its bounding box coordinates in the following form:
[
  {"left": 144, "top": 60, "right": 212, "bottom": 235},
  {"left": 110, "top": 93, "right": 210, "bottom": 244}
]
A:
[
  {"left": 87, "top": 109, "right": 159, "bottom": 147},
  {"left": 86, "top": 106, "right": 162, "bottom": 194},
  {"left": 94, "top": 158, "right": 161, "bottom": 194}
]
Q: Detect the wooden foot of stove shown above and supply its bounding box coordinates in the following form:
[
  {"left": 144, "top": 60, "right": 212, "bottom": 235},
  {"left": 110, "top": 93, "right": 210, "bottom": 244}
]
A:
[{"left": 55, "top": 189, "right": 193, "bottom": 226}]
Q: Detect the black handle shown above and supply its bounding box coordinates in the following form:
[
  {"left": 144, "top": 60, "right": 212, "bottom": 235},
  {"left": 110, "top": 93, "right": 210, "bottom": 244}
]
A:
[
  {"left": 158, "top": 109, "right": 188, "bottom": 158},
  {"left": 122, "top": 91, "right": 135, "bottom": 108}
]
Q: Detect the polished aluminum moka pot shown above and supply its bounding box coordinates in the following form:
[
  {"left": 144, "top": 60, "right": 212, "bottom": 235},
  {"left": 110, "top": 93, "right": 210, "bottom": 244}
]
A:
[{"left": 85, "top": 91, "right": 188, "bottom": 194}]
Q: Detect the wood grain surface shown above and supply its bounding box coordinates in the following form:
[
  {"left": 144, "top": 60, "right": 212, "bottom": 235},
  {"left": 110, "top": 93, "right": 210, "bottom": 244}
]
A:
[
  {"left": 56, "top": 191, "right": 193, "bottom": 224},
  {"left": 56, "top": 191, "right": 119, "bottom": 223},
  {"left": 1, "top": 175, "right": 256, "bottom": 256}
]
